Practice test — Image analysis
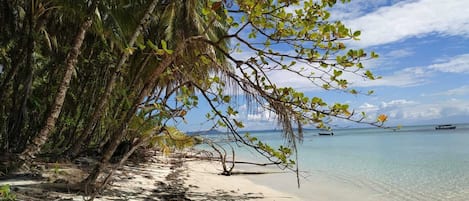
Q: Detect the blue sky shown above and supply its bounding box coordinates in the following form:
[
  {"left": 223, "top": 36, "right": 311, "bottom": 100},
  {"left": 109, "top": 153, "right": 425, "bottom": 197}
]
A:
[{"left": 180, "top": 0, "right": 469, "bottom": 131}]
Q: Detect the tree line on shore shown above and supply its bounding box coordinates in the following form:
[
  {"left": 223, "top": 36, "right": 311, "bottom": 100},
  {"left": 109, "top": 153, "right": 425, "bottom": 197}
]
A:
[{"left": 0, "top": 0, "right": 384, "bottom": 194}]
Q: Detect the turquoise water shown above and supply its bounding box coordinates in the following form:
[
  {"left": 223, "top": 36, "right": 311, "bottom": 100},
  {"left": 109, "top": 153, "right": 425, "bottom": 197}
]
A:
[{"left": 207, "top": 124, "right": 469, "bottom": 200}]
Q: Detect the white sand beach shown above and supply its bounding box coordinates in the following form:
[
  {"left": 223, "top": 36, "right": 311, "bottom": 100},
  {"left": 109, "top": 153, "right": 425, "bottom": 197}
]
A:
[
  {"left": 1, "top": 153, "right": 389, "bottom": 200},
  {"left": 183, "top": 160, "right": 300, "bottom": 200},
  {"left": 0, "top": 154, "right": 299, "bottom": 200}
]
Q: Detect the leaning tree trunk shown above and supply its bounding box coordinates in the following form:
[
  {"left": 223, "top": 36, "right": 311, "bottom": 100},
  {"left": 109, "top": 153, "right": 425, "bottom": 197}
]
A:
[
  {"left": 88, "top": 137, "right": 149, "bottom": 199},
  {"left": 67, "top": 0, "right": 159, "bottom": 158},
  {"left": 81, "top": 40, "right": 187, "bottom": 190},
  {"left": 18, "top": 1, "right": 98, "bottom": 166}
]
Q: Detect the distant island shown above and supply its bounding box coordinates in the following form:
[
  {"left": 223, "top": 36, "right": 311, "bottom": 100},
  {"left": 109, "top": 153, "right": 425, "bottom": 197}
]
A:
[
  {"left": 186, "top": 129, "right": 226, "bottom": 135},
  {"left": 186, "top": 128, "right": 321, "bottom": 135}
]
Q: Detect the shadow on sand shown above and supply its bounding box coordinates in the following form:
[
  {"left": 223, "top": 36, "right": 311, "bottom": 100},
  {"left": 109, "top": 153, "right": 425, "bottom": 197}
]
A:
[{"left": 1, "top": 157, "right": 272, "bottom": 201}]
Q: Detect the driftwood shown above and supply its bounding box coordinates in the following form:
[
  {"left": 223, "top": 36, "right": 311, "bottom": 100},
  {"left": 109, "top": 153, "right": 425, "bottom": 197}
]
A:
[
  {"left": 205, "top": 139, "right": 235, "bottom": 176},
  {"left": 191, "top": 156, "right": 281, "bottom": 167},
  {"left": 227, "top": 171, "right": 286, "bottom": 175},
  {"left": 183, "top": 145, "right": 284, "bottom": 177}
]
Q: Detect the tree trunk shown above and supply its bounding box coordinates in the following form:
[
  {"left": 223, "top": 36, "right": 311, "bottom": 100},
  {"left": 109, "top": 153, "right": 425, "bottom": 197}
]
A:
[
  {"left": 18, "top": 1, "right": 98, "bottom": 165},
  {"left": 13, "top": 5, "right": 36, "bottom": 151},
  {"left": 82, "top": 40, "right": 185, "bottom": 189},
  {"left": 68, "top": 0, "right": 159, "bottom": 158},
  {"left": 88, "top": 137, "right": 149, "bottom": 199},
  {"left": 4, "top": 2, "right": 36, "bottom": 152}
]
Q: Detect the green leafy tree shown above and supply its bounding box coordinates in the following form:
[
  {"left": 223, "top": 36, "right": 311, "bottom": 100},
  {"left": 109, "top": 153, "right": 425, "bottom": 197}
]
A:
[{"left": 168, "top": 0, "right": 385, "bottom": 185}]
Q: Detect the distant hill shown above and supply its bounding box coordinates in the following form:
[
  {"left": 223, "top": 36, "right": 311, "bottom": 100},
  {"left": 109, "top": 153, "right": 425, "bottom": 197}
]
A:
[
  {"left": 186, "top": 128, "right": 320, "bottom": 135},
  {"left": 186, "top": 129, "right": 225, "bottom": 135}
]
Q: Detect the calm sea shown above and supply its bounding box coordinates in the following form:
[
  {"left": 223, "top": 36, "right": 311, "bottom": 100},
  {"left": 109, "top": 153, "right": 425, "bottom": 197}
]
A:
[{"left": 207, "top": 123, "right": 469, "bottom": 201}]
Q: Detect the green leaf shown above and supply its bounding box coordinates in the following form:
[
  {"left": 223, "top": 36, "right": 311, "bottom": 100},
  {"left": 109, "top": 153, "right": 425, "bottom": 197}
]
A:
[
  {"left": 124, "top": 47, "right": 136, "bottom": 55},
  {"left": 161, "top": 40, "right": 173, "bottom": 54},
  {"left": 227, "top": 16, "right": 233, "bottom": 24},
  {"left": 233, "top": 119, "right": 244, "bottom": 128},
  {"left": 365, "top": 70, "right": 375, "bottom": 80},
  {"left": 136, "top": 41, "right": 146, "bottom": 50},
  {"left": 156, "top": 49, "right": 165, "bottom": 55},
  {"left": 147, "top": 40, "right": 159, "bottom": 51},
  {"left": 333, "top": 70, "right": 343, "bottom": 77},
  {"left": 217, "top": 120, "right": 226, "bottom": 127},
  {"left": 353, "top": 30, "right": 361, "bottom": 37},
  {"left": 227, "top": 106, "right": 236, "bottom": 115},
  {"left": 222, "top": 95, "right": 231, "bottom": 103},
  {"left": 161, "top": 40, "right": 168, "bottom": 50},
  {"left": 248, "top": 31, "right": 256, "bottom": 39},
  {"left": 201, "top": 7, "right": 210, "bottom": 15}
]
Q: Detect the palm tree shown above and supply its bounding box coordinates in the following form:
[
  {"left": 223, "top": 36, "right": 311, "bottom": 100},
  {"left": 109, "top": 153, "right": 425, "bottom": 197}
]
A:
[
  {"left": 0, "top": 0, "right": 54, "bottom": 152},
  {"left": 18, "top": 0, "right": 99, "bottom": 165},
  {"left": 82, "top": 0, "right": 231, "bottom": 188},
  {"left": 67, "top": 0, "right": 160, "bottom": 158}
]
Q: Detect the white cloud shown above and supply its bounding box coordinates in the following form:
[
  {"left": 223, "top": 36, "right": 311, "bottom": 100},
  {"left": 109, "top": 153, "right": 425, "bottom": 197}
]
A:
[
  {"left": 383, "top": 100, "right": 419, "bottom": 119},
  {"left": 267, "top": 70, "right": 320, "bottom": 91},
  {"left": 243, "top": 108, "right": 279, "bottom": 130},
  {"left": 358, "top": 99, "right": 418, "bottom": 121},
  {"left": 359, "top": 102, "right": 380, "bottom": 112},
  {"left": 346, "top": 0, "right": 469, "bottom": 47},
  {"left": 399, "top": 105, "right": 441, "bottom": 120},
  {"left": 235, "top": 103, "right": 277, "bottom": 123},
  {"left": 428, "top": 53, "right": 469, "bottom": 73},
  {"left": 232, "top": 52, "right": 466, "bottom": 92},
  {"left": 350, "top": 66, "right": 432, "bottom": 87},
  {"left": 428, "top": 85, "right": 469, "bottom": 96},
  {"left": 386, "top": 48, "right": 414, "bottom": 58},
  {"left": 330, "top": 0, "right": 410, "bottom": 21},
  {"left": 227, "top": 1, "right": 469, "bottom": 92},
  {"left": 238, "top": 104, "right": 248, "bottom": 111},
  {"left": 357, "top": 98, "right": 469, "bottom": 124},
  {"left": 381, "top": 99, "right": 417, "bottom": 108},
  {"left": 358, "top": 53, "right": 469, "bottom": 88},
  {"left": 444, "top": 86, "right": 469, "bottom": 96},
  {"left": 247, "top": 106, "right": 276, "bottom": 121},
  {"left": 263, "top": 63, "right": 431, "bottom": 90}
]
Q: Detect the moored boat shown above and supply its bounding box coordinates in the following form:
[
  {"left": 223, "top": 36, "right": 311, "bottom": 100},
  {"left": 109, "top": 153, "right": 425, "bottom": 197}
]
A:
[
  {"left": 435, "top": 124, "right": 456, "bottom": 130},
  {"left": 318, "top": 132, "right": 334, "bottom": 136}
]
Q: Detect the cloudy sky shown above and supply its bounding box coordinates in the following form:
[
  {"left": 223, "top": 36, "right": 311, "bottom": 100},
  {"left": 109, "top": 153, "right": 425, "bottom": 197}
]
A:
[{"left": 181, "top": 0, "right": 469, "bottom": 131}]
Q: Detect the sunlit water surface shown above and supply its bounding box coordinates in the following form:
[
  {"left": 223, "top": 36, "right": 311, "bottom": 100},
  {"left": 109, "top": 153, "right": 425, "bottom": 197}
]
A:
[{"left": 201, "top": 124, "right": 469, "bottom": 201}]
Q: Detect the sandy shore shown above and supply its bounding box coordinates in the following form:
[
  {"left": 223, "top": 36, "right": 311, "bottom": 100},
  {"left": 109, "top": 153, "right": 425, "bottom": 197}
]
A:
[
  {"left": 1, "top": 153, "right": 299, "bottom": 200},
  {"left": 0, "top": 156, "right": 178, "bottom": 200},
  {"left": 1, "top": 152, "right": 386, "bottom": 201},
  {"left": 183, "top": 160, "right": 299, "bottom": 200},
  {"left": 158, "top": 157, "right": 384, "bottom": 201}
]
